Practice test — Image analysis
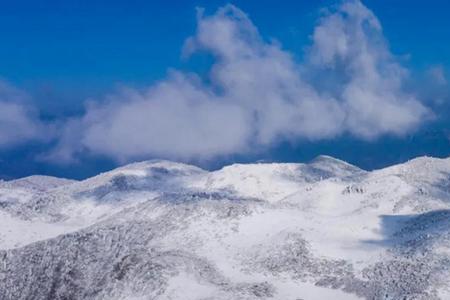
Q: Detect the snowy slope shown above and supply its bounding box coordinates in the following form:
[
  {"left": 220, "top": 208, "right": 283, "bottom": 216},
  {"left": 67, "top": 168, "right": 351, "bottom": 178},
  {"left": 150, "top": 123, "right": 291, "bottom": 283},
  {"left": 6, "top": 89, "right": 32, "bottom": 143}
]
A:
[{"left": 1, "top": 156, "right": 450, "bottom": 299}]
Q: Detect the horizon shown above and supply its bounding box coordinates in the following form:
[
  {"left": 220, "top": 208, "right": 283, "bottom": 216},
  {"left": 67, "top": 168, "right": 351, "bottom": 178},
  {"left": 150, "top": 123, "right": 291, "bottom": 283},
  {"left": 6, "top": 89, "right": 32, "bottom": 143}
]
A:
[{"left": 4, "top": 153, "right": 449, "bottom": 181}]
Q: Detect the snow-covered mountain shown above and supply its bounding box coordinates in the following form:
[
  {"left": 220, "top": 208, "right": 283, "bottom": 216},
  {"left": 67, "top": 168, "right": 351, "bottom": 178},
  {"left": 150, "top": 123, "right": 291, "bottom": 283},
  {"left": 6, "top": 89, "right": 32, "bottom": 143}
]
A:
[{"left": 1, "top": 156, "right": 450, "bottom": 300}]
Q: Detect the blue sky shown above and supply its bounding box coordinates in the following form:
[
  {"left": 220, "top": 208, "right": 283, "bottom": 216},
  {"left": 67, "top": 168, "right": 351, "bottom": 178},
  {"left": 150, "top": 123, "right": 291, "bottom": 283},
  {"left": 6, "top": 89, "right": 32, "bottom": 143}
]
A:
[{"left": 0, "top": 0, "right": 449, "bottom": 179}]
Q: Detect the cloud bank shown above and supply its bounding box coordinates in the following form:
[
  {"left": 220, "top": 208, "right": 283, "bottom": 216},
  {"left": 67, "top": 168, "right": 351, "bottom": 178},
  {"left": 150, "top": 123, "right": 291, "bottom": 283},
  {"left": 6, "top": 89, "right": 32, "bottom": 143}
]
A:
[{"left": 41, "top": 1, "right": 433, "bottom": 163}]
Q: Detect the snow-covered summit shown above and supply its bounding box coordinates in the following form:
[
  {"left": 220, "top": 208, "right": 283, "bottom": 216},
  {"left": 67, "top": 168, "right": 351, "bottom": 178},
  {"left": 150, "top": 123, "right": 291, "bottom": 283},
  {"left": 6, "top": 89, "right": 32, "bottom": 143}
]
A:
[
  {"left": 308, "top": 155, "right": 365, "bottom": 177},
  {"left": 2, "top": 175, "right": 76, "bottom": 191},
  {"left": 374, "top": 155, "right": 450, "bottom": 182}
]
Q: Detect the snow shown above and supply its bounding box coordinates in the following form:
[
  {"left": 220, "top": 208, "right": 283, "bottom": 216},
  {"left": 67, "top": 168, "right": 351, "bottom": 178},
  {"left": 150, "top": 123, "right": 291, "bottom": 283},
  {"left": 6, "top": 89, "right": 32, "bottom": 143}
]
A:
[
  {"left": 273, "top": 280, "right": 363, "bottom": 300},
  {"left": 189, "top": 163, "right": 304, "bottom": 202},
  {"left": 1, "top": 155, "right": 450, "bottom": 299},
  {"left": 0, "top": 211, "right": 76, "bottom": 249},
  {"left": 162, "top": 272, "right": 217, "bottom": 300},
  {"left": 5, "top": 175, "right": 76, "bottom": 191}
]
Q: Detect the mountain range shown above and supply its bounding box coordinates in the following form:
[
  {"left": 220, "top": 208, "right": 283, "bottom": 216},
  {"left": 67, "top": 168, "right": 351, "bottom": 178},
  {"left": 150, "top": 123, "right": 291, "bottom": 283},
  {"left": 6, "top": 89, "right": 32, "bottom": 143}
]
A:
[{"left": 1, "top": 155, "right": 450, "bottom": 299}]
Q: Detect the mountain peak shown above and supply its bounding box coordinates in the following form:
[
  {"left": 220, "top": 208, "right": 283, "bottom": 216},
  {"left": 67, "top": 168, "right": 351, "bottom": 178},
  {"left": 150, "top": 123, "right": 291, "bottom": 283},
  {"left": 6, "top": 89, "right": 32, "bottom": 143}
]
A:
[
  {"left": 310, "top": 155, "right": 357, "bottom": 167},
  {"left": 113, "top": 159, "right": 205, "bottom": 175},
  {"left": 308, "top": 155, "right": 365, "bottom": 178},
  {"left": 6, "top": 175, "right": 77, "bottom": 191}
]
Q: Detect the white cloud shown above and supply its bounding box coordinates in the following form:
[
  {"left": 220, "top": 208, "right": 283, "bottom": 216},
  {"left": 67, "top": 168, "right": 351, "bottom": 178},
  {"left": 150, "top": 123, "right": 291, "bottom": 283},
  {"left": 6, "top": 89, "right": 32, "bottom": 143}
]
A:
[
  {"left": 308, "top": 0, "right": 430, "bottom": 139},
  {"left": 0, "top": 81, "right": 46, "bottom": 148},
  {"left": 185, "top": 5, "right": 345, "bottom": 144},
  {"left": 50, "top": 1, "right": 432, "bottom": 163},
  {"left": 46, "top": 73, "right": 252, "bottom": 163}
]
